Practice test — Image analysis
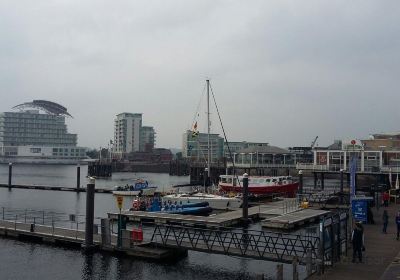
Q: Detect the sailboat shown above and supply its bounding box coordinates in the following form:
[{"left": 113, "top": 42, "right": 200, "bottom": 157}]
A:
[{"left": 163, "top": 80, "right": 242, "bottom": 210}]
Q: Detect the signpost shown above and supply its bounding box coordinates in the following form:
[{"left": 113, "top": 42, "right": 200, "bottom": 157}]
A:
[
  {"left": 351, "top": 199, "right": 368, "bottom": 223},
  {"left": 116, "top": 196, "right": 123, "bottom": 210},
  {"left": 116, "top": 196, "right": 123, "bottom": 247}
]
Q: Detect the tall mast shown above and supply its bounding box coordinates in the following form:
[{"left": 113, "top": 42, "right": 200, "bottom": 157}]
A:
[{"left": 207, "top": 79, "right": 211, "bottom": 187}]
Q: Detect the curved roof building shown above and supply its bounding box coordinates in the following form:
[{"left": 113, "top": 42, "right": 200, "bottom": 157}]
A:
[{"left": 13, "top": 100, "right": 73, "bottom": 118}]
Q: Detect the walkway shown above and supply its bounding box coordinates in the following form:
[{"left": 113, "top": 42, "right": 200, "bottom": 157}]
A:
[{"left": 311, "top": 202, "right": 400, "bottom": 279}]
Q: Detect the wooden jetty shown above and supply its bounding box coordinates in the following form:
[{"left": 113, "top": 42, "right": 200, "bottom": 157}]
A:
[
  {"left": 262, "top": 208, "right": 330, "bottom": 230},
  {"left": 0, "top": 219, "right": 186, "bottom": 261},
  {"left": 109, "top": 199, "right": 328, "bottom": 229},
  {"left": 0, "top": 183, "right": 112, "bottom": 193}
]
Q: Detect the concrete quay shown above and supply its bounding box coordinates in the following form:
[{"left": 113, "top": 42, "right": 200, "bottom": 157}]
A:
[{"left": 311, "top": 202, "right": 400, "bottom": 280}]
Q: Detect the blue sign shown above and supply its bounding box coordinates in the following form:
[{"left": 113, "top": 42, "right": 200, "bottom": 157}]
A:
[{"left": 352, "top": 199, "right": 367, "bottom": 223}]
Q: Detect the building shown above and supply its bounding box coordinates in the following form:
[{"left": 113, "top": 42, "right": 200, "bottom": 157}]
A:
[
  {"left": 228, "top": 145, "right": 292, "bottom": 166},
  {"left": 114, "top": 113, "right": 142, "bottom": 154},
  {"left": 140, "top": 126, "right": 156, "bottom": 152},
  {"left": 298, "top": 136, "right": 400, "bottom": 173},
  {"left": 224, "top": 141, "right": 269, "bottom": 158},
  {"left": 182, "top": 130, "right": 224, "bottom": 162},
  {"left": 288, "top": 146, "right": 314, "bottom": 163},
  {"left": 0, "top": 100, "right": 86, "bottom": 163}
]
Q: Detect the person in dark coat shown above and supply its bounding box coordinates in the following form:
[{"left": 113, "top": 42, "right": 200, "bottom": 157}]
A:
[
  {"left": 396, "top": 211, "right": 400, "bottom": 240},
  {"left": 383, "top": 210, "right": 389, "bottom": 234},
  {"left": 352, "top": 221, "right": 364, "bottom": 263}
]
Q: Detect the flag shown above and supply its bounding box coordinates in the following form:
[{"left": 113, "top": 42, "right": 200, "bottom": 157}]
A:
[
  {"left": 192, "top": 130, "right": 199, "bottom": 138},
  {"left": 192, "top": 121, "right": 199, "bottom": 137},
  {"left": 389, "top": 168, "right": 393, "bottom": 189},
  {"left": 396, "top": 173, "right": 399, "bottom": 190},
  {"left": 349, "top": 156, "right": 357, "bottom": 199}
]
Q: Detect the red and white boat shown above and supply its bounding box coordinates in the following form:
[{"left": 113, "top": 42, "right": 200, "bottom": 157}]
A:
[{"left": 218, "top": 175, "right": 299, "bottom": 197}]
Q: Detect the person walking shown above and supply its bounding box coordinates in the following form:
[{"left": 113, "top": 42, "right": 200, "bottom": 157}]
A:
[
  {"left": 383, "top": 192, "right": 390, "bottom": 207},
  {"left": 352, "top": 221, "right": 364, "bottom": 263},
  {"left": 383, "top": 210, "right": 389, "bottom": 233},
  {"left": 396, "top": 211, "right": 400, "bottom": 240}
]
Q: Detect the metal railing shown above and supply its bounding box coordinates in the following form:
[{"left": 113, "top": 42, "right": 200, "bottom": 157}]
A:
[
  {"left": 0, "top": 206, "right": 104, "bottom": 239},
  {"left": 226, "top": 163, "right": 296, "bottom": 169},
  {"left": 297, "top": 163, "right": 399, "bottom": 173},
  {"left": 151, "top": 223, "right": 319, "bottom": 264}
]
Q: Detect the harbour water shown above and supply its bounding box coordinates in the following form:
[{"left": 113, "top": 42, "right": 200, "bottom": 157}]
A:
[{"left": 0, "top": 164, "right": 301, "bottom": 280}]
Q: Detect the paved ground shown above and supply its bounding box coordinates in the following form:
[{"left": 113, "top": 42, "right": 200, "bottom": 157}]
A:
[{"left": 311, "top": 202, "right": 400, "bottom": 280}]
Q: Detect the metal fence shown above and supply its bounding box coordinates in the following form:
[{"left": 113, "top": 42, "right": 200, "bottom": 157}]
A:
[{"left": 151, "top": 223, "right": 319, "bottom": 264}]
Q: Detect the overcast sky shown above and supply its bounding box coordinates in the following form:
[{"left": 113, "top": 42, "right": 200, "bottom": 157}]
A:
[{"left": 1, "top": 0, "right": 399, "bottom": 149}]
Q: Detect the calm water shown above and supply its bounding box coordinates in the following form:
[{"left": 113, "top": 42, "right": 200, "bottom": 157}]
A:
[{"left": 0, "top": 163, "right": 302, "bottom": 280}]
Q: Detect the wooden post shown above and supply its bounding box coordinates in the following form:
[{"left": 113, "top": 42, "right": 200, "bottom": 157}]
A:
[
  {"left": 276, "top": 264, "right": 283, "bottom": 280},
  {"left": 242, "top": 173, "right": 249, "bottom": 224},
  {"left": 76, "top": 164, "right": 81, "bottom": 191},
  {"left": 298, "top": 170, "right": 303, "bottom": 195},
  {"left": 83, "top": 177, "right": 95, "bottom": 250},
  {"left": 340, "top": 169, "right": 344, "bottom": 204},
  {"left": 292, "top": 256, "right": 299, "bottom": 280},
  {"left": 8, "top": 163, "right": 12, "bottom": 189}
]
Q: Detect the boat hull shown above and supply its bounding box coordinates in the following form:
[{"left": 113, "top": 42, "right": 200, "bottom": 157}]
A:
[
  {"left": 162, "top": 206, "right": 213, "bottom": 215},
  {"left": 219, "top": 182, "right": 299, "bottom": 197},
  {"left": 113, "top": 188, "right": 157, "bottom": 196}
]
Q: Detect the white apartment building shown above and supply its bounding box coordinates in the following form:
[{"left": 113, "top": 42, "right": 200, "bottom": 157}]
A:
[{"left": 114, "top": 113, "right": 142, "bottom": 154}]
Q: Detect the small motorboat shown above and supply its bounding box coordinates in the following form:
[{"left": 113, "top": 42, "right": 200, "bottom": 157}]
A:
[{"left": 113, "top": 179, "right": 158, "bottom": 196}]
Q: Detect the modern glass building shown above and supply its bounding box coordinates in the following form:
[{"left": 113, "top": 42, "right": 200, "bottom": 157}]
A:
[
  {"left": 182, "top": 130, "right": 224, "bottom": 162},
  {"left": 0, "top": 111, "right": 77, "bottom": 146},
  {"left": 140, "top": 126, "right": 156, "bottom": 152},
  {"left": 0, "top": 100, "right": 86, "bottom": 163}
]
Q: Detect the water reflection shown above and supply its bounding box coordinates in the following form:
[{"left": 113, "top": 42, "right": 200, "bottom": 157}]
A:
[{"left": 82, "top": 253, "right": 94, "bottom": 280}]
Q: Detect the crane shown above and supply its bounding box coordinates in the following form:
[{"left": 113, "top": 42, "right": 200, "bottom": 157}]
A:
[{"left": 311, "top": 136, "right": 319, "bottom": 149}]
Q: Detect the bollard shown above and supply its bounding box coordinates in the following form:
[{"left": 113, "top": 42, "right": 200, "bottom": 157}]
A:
[
  {"left": 83, "top": 177, "right": 95, "bottom": 250},
  {"left": 276, "top": 264, "right": 283, "bottom": 280},
  {"left": 76, "top": 165, "right": 81, "bottom": 191},
  {"left": 242, "top": 173, "right": 249, "bottom": 224},
  {"left": 298, "top": 170, "right": 303, "bottom": 195},
  {"left": 292, "top": 256, "right": 299, "bottom": 280},
  {"left": 8, "top": 163, "right": 12, "bottom": 189}
]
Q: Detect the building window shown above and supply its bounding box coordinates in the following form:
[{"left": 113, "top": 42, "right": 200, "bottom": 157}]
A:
[{"left": 30, "top": 148, "right": 41, "bottom": 153}]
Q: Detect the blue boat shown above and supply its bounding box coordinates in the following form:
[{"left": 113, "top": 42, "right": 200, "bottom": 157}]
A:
[{"left": 146, "top": 198, "right": 212, "bottom": 215}]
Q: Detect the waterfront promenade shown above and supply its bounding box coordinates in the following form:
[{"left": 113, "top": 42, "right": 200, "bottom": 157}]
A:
[{"left": 312, "top": 202, "right": 400, "bottom": 280}]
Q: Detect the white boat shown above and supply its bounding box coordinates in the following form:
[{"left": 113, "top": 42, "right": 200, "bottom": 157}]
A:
[
  {"left": 162, "top": 192, "right": 242, "bottom": 210},
  {"left": 112, "top": 180, "right": 158, "bottom": 196}
]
